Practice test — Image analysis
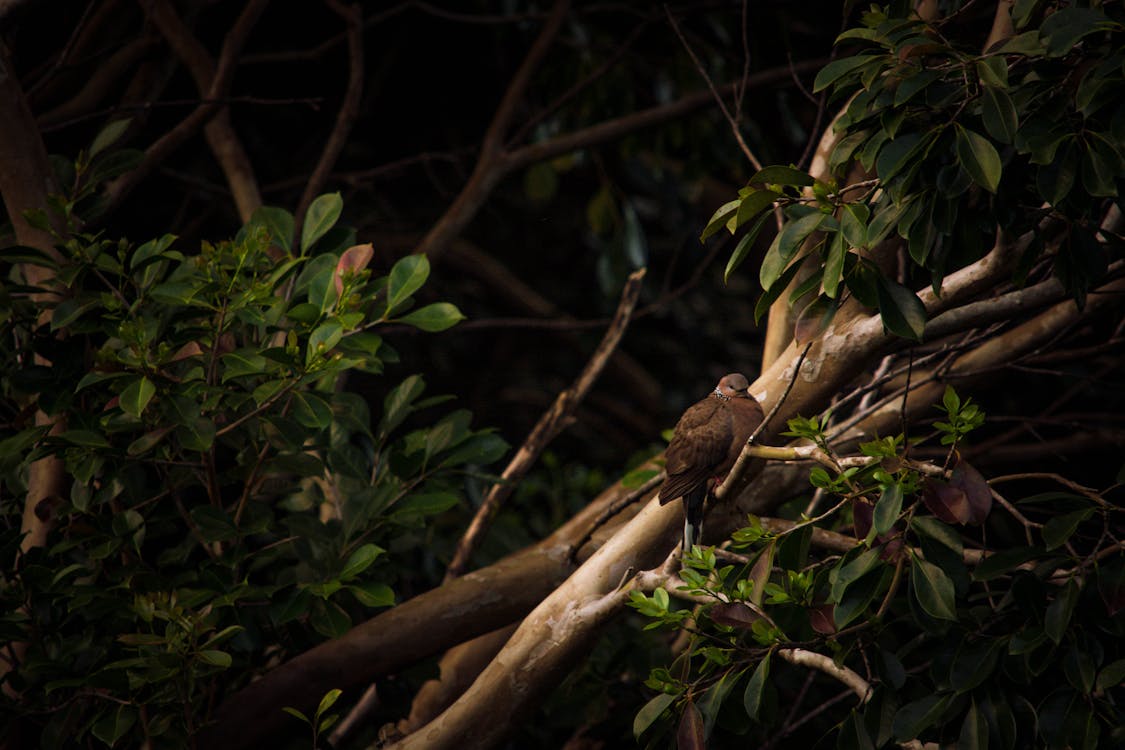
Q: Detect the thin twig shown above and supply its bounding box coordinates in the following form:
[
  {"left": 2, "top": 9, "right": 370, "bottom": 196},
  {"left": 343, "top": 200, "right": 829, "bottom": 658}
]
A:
[
  {"left": 664, "top": 4, "right": 763, "bottom": 171},
  {"left": 444, "top": 268, "right": 646, "bottom": 580},
  {"left": 295, "top": 0, "right": 365, "bottom": 234}
]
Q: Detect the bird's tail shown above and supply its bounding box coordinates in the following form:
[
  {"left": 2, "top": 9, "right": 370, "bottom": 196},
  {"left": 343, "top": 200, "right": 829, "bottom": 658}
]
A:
[{"left": 682, "top": 485, "right": 707, "bottom": 552}]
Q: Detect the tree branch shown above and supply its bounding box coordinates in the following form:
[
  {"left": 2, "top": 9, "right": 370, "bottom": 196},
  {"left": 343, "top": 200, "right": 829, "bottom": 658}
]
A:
[
  {"left": 106, "top": 0, "right": 268, "bottom": 215},
  {"left": 444, "top": 268, "right": 645, "bottom": 580},
  {"left": 295, "top": 0, "right": 364, "bottom": 232},
  {"left": 776, "top": 648, "right": 871, "bottom": 703}
]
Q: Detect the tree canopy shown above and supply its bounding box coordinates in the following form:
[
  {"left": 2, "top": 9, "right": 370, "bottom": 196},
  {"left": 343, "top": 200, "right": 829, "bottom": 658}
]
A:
[{"left": 1, "top": 1, "right": 1123, "bottom": 749}]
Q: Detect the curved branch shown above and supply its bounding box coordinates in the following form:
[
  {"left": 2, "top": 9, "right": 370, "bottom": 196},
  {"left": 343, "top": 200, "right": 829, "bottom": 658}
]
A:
[{"left": 777, "top": 648, "right": 871, "bottom": 702}]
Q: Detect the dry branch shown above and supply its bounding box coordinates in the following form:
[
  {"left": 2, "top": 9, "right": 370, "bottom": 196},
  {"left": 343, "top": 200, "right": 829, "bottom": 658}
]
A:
[
  {"left": 445, "top": 268, "right": 646, "bottom": 580},
  {"left": 106, "top": 0, "right": 268, "bottom": 214}
]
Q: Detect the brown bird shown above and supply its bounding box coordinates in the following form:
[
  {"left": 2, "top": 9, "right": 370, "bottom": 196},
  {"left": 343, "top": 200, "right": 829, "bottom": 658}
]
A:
[{"left": 659, "top": 373, "right": 764, "bottom": 551}]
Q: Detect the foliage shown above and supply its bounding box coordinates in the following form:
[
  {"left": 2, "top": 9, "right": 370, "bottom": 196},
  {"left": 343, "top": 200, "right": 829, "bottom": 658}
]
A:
[
  {"left": 636, "top": 1, "right": 1125, "bottom": 745},
  {"left": 0, "top": 181, "right": 503, "bottom": 746},
  {"left": 632, "top": 389, "right": 1124, "bottom": 748},
  {"left": 710, "top": 0, "right": 1125, "bottom": 337}
]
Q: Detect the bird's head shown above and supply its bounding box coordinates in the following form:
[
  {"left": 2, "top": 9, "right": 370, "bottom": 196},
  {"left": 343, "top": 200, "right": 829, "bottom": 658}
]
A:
[{"left": 714, "top": 372, "right": 752, "bottom": 399}]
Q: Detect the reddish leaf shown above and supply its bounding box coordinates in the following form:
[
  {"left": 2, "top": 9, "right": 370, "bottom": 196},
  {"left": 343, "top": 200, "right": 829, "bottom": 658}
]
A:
[
  {"left": 949, "top": 461, "right": 992, "bottom": 525},
  {"left": 677, "top": 699, "right": 705, "bottom": 750},
  {"left": 809, "top": 604, "right": 837, "bottom": 634},
  {"left": 334, "top": 243, "right": 374, "bottom": 296},
  {"left": 853, "top": 498, "right": 874, "bottom": 539},
  {"left": 170, "top": 341, "right": 203, "bottom": 361},
  {"left": 710, "top": 602, "right": 764, "bottom": 630},
  {"left": 923, "top": 460, "right": 991, "bottom": 526}
]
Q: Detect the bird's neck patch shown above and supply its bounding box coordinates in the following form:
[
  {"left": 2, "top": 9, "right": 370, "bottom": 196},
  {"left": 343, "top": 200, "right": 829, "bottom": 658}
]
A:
[{"left": 712, "top": 389, "right": 730, "bottom": 401}]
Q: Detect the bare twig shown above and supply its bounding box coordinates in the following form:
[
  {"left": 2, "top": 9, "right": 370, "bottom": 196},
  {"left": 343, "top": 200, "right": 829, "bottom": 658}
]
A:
[
  {"left": 295, "top": 0, "right": 364, "bottom": 233},
  {"left": 444, "top": 268, "right": 646, "bottom": 580},
  {"left": 106, "top": 0, "right": 269, "bottom": 215},
  {"left": 664, "top": 4, "right": 763, "bottom": 170}
]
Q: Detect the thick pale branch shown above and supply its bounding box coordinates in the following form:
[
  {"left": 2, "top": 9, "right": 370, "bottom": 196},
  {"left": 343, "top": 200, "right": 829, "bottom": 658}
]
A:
[{"left": 777, "top": 648, "right": 871, "bottom": 702}]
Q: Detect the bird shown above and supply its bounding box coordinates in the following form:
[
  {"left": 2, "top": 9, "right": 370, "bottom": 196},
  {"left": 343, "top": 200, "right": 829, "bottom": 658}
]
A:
[{"left": 659, "top": 373, "right": 764, "bottom": 552}]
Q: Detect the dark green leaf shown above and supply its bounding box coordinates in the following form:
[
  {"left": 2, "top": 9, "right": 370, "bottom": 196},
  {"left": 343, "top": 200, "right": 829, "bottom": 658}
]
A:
[
  {"left": 290, "top": 391, "right": 333, "bottom": 430},
  {"left": 794, "top": 295, "right": 838, "bottom": 345},
  {"left": 340, "top": 543, "right": 385, "bottom": 581},
  {"left": 119, "top": 377, "right": 156, "bottom": 417},
  {"left": 892, "top": 693, "right": 951, "bottom": 742},
  {"left": 250, "top": 205, "right": 295, "bottom": 253},
  {"left": 633, "top": 693, "right": 676, "bottom": 739},
  {"left": 971, "top": 547, "right": 1040, "bottom": 581},
  {"left": 813, "top": 55, "right": 882, "bottom": 92},
  {"left": 735, "top": 189, "right": 780, "bottom": 229},
  {"left": 982, "top": 87, "right": 1018, "bottom": 144},
  {"left": 754, "top": 253, "right": 804, "bottom": 323},
  {"left": 841, "top": 203, "right": 870, "bottom": 248},
  {"left": 51, "top": 297, "right": 100, "bottom": 330},
  {"left": 743, "top": 653, "right": 770, "bottom": 720},
  {"left": 955, "top": 125, "right": 1002, "bottom": 193},
  {"left": 91, "top": 705, "right": 137, "bottom": 747},
  {"left": 749, "top": 165, "right": 814, "bottom": 187},
  {"left": 701, "top": 199, "right": 739, "bottom": 240},
  {"left": 1039, "top": 6, "right": 1115, "bottom": 57},
  {"left": 89, "top": 119, "right": 131, "bottom": 157},
  {"left": 385, "top": 254, "right": 430, "bottom": 315},
  {"left": 1044, "top": 579, "right": 1080, "bottom": 644},
  {"left": 873, "top": 482, "right": 903, "bottom": 536},
  {"left": 776, "top": 211, "right": 828, "bottom": 265},
  {"left": 911, "top": 553, "right": 957, "bottom": 620},
  {"left": 959, "top": 699, "right": 988, "bottom": 750},
  {"left": 876, "top": 276, "right": 926, "bottom": 341},
  {"left": 1042, "top": 508, "right": 1094, "bottom": 550},
  {"left": 301, "top": 192, "right": 343, "bottom": 252},
  {"left": 893, "top": 69, "right": 942, "bottom": 106}
]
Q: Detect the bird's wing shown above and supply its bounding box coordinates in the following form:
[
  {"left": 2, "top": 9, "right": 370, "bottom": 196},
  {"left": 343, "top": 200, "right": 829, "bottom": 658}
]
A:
[{"left": 659, "top": 399, "right": 733, "bottom": 502}]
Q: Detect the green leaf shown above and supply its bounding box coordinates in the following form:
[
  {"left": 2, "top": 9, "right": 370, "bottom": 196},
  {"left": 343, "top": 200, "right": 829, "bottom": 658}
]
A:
[
  {"left": 754, "top": 253, "right": 804, "bottom": 323},
  {"left": 51, "top": 297, "right": 100, "bottom": 330},
  {"left": 776, "top": 211, "right": 827, "bottom": 264},
  {"left": 316, "top": 688, "right": 343, "bottom": 721},
  {"left": 348, "top": 582, "right": 395, "bottom": 607},
  {"left": 633, "top": 693, "right": 676, "bottom": 739},
  {"left": 959, "top": 698, "right": 989, "bottom": 750},
  {"left": 723, "top": 232, "right": 756, "bottom": 285},
  {"left": 971, "top": 547, "right": 1040, "bottom": 581},
  {"left": 301, "top": 192, "right": 343, "bottom": 252},
  {"left": 823, "top": 233, "right": 847, "bottom": 298},
  {"left": 893, "top": 69, "right": 942, "bottom": 106},
  {"left": 813, "top": 55, "right": 881, "bottom": 92},
  {"left": 340, "top": 543, "right": 384, "bottom": 581},
  {"left": 250, "top": 205, "right": 295, "bottom": 253},
  {"left": 290, "top": 391, "right": 333, "bottom": 430},
  {"left": 119, "top": 377, "right": 156, "bottom": 417},
  {"left": 735, "top": 188, "right": 780, "bottom": 228},
  {"left": 743, "top": 653, "right": 770, "bottom": 719},
  {"left": 876, "top": 276, "right": 926, "bottom": 341},
  {"left": 398, "top": 302, "right": 465, "bottom": 332},
  {"left": 308, "top": 321, "right": 344, "bottom": 361},
  {"left": 130, "top": 233, "right": 177, "bottom": 271},
  {"left": 841, "top": 203, "right": 870, "bottom": 248},
  {"left": 1042, "top": 507, "right": 1094, "bottom": 550},
  {"left": 1039, "top": 6, "right": 1115, "bottom": 57},
  {"left": 873, "top": 482, "right": 903, "bottom": 536},
  {"left": 981, "top": 87, "right": 1018, "bottom": 144},
  {"left": 221, "top": 350, "right": 270, "bottom": 382},
  {"left": 911, "top": 553, "right": 957, "bottom": 621},
  {"left": 89, "top": 118, "right": 131, "bottom": 157},
  {"left": 126, "top": 426, "right": 174, "bottom": 456},
  {"left": 1044, "top": 579, "right": 1080, "bottom": 644},
  {"left": 282, "top": 706, "right": 310, "bottom": 725},
  {"left": 380, "top": 375, "right": 425, "bottom": 436},
  {"left": 975, "top": 57, "right": 1008, "bottom": 88},
  {"left": 91, "top": 705, "right": 137, "bottom": 747},
  {"left": 893, "top": 693, "right": 951, "bottom": 741},
  {"left": 197, "top": 649, "right": 232, "bottom": 668},
  {"left": 955, "top": 125, "right": 1002, "bottom": 193},
  {"left": 749, "top": 165, "right": 814, "bottom": 187},
  {"left": 385, "top": 254, "right": 430, "bottom": 315},
  {"left": 701, "top": 199, "right": 739, "bottom": 240}
]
